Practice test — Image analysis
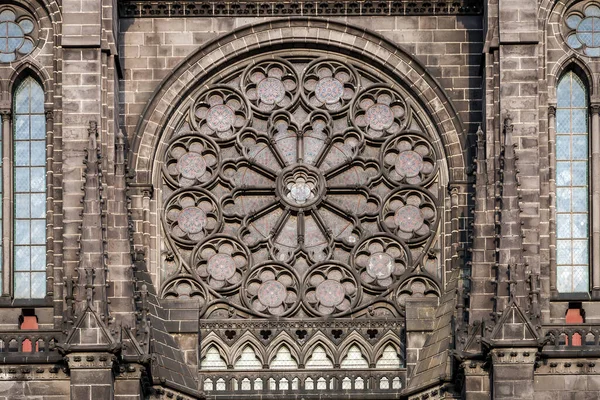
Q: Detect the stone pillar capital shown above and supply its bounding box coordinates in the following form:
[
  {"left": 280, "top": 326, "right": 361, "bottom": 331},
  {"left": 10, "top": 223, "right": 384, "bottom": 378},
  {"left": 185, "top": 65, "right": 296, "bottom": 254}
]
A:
[
  {"left": 591, "top": 104, "right": 600, "bottom": 115},
  {"left": 548, "top": 105, "right": 556, "bottom": 117}
]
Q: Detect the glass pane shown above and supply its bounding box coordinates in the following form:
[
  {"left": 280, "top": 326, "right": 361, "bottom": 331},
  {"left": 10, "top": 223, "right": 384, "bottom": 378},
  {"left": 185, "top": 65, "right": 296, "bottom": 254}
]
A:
[
  {"left": 557, "top": 265, "right": 572, "bottom": 293},
  {"left": 572, "top": 109, "right": 587, "bottom": 133},
  {"left": 30, "top": 272, "right": 45, "bottom": 298},
  {"left": 14, "top": 246, "right": 30, "bottom": 271},
  {"left": 572, "top": 162, "right": 588, "bottom": 185},
  {"left": 14, "top": 115, "right": 29, "bottom": 139},
  {"left": 557, "top": 214, "right": 572, "bottom": 238},
  {"left": 15, "top": 220, "right": 30, "bottom": 244},
  {"left": 557, "top": 240, "right": 571, "bottom": 265},
  {"left": 30, "top": 246, "right": 45, "bottom": 271},
  {"left": 572, "top": 135, "right": 588, "bottom": 159},
  {"left": 30, "top": 167, "right": 45, "bottom": 192},
  {"left": 31, "top": 141, "right": 45, "bottom": 166},
  {"left": 30, "top": 194, "right": 45, "bottom": 218},
  {"left": 556, "top": 109, "right": 570, "bottom": 133},
  {"left": 556, "top": 136, "right": 570, "bottom": 160},
  {"left": 556, "top": 188, "right": 571, "bottom": 212},
  {"left": 572, "top": 188, "right": 588, "bottom": 212},
  {"left": 15, "top": 194, "right": 30, "bottom": 218},
  {"left": 14, "top": 141, "right": 29, "bottom": 166},
  {"left": 14, "top": 272, "right": 30, "bottom": 298},
  {"left": 30, "top": 115, "right": 45, "bottom": 139},
  {"left": 572, "top": 214, "right": 588, "bottom": 238},
  {"left": 573, "top": 265, "right": 589, "bottom": 292},
  {"left": 573, "top": 240, "right": 589, "bottom": 264},
  {"left": 15, "top": 168, "right": 29, "bottom": 191},
  {"left": 556, "top": 161, "right": 572, "bottom": 186}
]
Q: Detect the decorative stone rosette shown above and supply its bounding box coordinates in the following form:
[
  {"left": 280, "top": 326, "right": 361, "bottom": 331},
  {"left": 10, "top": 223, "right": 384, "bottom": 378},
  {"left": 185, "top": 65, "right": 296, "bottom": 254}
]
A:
[
  {"left": 352, "top": 85, "right": 410, "bottom": 140},
  {"left": 351, "top": 235, "right": 410, "bottom": 291},
  {"left": 190, "top": 86, "right": 248, "bottom": 141},
  {"left": 301, "top": 59, "right": 359, "bottom": 113},
  {"left": 395, "top": 276, "right": 440, "bottom": 308},
  {"left": 381, "top": 188, "right": 437, "bottom": 243},
  {"left": 304, "top": 262, "right": 360, "bottom": 316},
  {"left": 242, "top": 263, "right": 300, "bottom": 317},
  {"left": 564, "top": 3, "right": 600, "bottom": 57},
  {"left": 242, "top": 59, "right": 298, "bottom": 113},
  {"left": 163, "top": 189, "right": 221, "bottom": 246},
  {"left": 192, "top": 235, "right": 250, "bottom": 292},
  {"left": 0, "top": 8, "right": 37, "bottom": 63},
  {"left": 162, "top": 278, "right": 208, "bottom": 310},
  {"left": 381, "top": 132, "right": 437, "bottom": 186},
  {"left": 163, "top": 135, "right": 219, "bottom": 188}
]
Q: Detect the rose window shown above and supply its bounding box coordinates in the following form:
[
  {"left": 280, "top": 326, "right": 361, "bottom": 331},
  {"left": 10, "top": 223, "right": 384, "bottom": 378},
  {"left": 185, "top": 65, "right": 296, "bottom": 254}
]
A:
[
  {"left": 0, "top": 8, "right": 36, "bottom": 63},
  {"left": 161, "top": 55, "right": 443, "bottom": 320},
  {"left": 565, "top": 3, "right": 600, "bottom": 56}
]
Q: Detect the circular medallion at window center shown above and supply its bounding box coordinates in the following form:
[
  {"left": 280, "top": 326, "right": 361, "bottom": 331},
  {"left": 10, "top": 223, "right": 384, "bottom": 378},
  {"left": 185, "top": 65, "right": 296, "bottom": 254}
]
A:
[
  {"left": 366, "top": 103, "right": 395, "bottom": 130},
  {"left": 367, "top": 252, "right": 395, "bottom": 280},
  {"left": 277, "top": 165, "right": 325, "bottom": 209},
  {"left": 257, "top": 77, "right": 286, "bottom": 105},
  {"left": 206, "top": 104, "right": 235, "bottom": 131},
  {"left": 207, "top": 253, "right": 236, "bottom": 281},
  {"left": 315, "top": 279, "right": 345, "bottom": 307},
  {"left": 394, "top": 205, "right": 424, "bottom": 233},
  {"left": 257, "top": 280, "right": 287, "bottom": 308},
  {"left": 315, "top": 77, "right": 345, "bottom": 104}
]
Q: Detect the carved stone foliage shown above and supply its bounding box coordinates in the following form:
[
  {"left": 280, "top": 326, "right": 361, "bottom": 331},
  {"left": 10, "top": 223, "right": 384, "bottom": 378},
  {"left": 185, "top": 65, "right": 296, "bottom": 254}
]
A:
[{"left": 159, "top": 53, "right": 444, "bottom": 319}]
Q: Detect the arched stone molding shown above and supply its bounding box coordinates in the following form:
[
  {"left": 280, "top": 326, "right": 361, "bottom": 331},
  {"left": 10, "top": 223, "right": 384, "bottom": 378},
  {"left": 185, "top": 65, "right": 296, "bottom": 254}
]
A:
[
  {"left": 372, "top": 331, "right": 405, "bottom": 366},
  {"left": 8, "top": 62, "right": 53, "bottom": 103},
  {"left": 265, "top": 331, "right": 300, "bottom": 365},
  {"left": 130, "top": 17, "right": 467, "bottom": 186},
  {"left": 337, "top": 332, "right": 373, "bottom": 366},
  {"left": 549, "top": 55, "right": 596, "bottom": 102},
  {"left": 300, "top": 331, "right": 336, "bottom": 367},
  {"left": 230, "top": 331, "right": 267, "bottom": 368}
]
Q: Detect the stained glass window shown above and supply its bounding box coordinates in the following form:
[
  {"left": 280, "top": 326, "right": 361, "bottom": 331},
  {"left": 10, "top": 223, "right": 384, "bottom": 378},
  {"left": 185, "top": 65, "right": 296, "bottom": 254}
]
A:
[
  {"left": 556, "top": 71, "right": 589, "bottom": 293},
  {"left": 13, "top": 76, "right": 46, "bottom": 299},
  {"left": 0, "top": 9, "right": 36, "bottom": 63},
  {"left": 564, "top": 4, "right": 600, "bottom": 57}
]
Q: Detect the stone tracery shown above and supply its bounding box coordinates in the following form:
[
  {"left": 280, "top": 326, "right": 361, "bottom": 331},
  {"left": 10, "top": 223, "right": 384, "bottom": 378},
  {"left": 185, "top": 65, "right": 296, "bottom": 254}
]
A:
[{"left": 159, "top": 54, "right": 443, "bottom": 319}]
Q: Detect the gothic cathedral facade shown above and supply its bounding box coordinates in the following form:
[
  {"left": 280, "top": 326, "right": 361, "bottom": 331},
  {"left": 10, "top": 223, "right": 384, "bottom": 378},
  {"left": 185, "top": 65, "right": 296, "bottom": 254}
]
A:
[{"left": 0, "top": 0, "right": 598, "bottom": 399}]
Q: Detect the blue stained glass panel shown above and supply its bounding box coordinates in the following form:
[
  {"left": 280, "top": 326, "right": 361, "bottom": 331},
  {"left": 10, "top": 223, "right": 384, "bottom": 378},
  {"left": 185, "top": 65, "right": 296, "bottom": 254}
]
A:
[
  {"left": 557, "top": 265, "right": 572, "bottom": 293},
  {"left": 557, "top": 240, "right": 571, "bottom": 264},
  {"left": 572, "top": 109, "right": 587, "bottom": 133},
  {"left": 556, "top": 136, "right": 570, "bottom": 160},
  {"left": 13, "top": 77, "right": 46, "bottom": 299},
  {"left": 556, "top": 110, "right": 570, "bottom": 133},
  {"left": 557, "top": 214, "right": 572, "bottom": 238},
  {"left": 572, "top": 135, "right": 588, "bottom": 159},
  {"left": 556, "top": 188, "right": 571, "bottom": 212},
  {"left": 556, "top": 71, "right": 590, "bottom": 293},
  {"left": 572, "top": 188, "right": 588, "bottom": 212}
]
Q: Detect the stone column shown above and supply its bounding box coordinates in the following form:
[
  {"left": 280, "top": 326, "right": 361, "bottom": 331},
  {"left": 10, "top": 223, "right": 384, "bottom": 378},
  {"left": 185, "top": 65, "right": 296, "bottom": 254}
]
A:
[
  {"left": 490, "top": 349, "right": 536, "bottom": 400},
  {"left": 115, "top": 363, "right": 145, "bottom": 400},
  {"left": 1, "top": 110, "right": 11, "bottom": 297},
  {"left": 461, "top": 361, "right": 490, "bottom": 400},
  {"left": 591, "top": 104, "right": 600, "bottom": 295},
  {"left": 66, "top": 352, "right": 116, "bottom": 400},
  {"left": 548, "top": 105, "right": 557, "bottom": 295}
]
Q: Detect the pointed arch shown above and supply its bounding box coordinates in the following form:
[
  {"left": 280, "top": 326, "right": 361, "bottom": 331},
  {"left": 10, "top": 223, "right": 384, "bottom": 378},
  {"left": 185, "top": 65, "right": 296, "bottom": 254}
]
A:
[
  {"left": 549, "top": 55, "right": 594, "bottom": 101},
  {"left": 9, "top": 62, "right": 52, "bottom": 103},
  {"left": 265, "top": 331, "right": 301, "bottom": 364},
  {"left": 300, "top": 331, "right": 336, "bottom": 368},
  {"left": 269, "top": 345, "right": 299, "bottom": 370},
  {"left": 372, "top": 331, "right": 405, "bottom": 367},
  {"left": 230, "top": 331, "right": 266, "bottom": 369},
  {"left": 338, "top": 331, "right": 373, "bottom": 367},
  {"left": 200, "top": 344, "right": 228, "bottom": 370}
]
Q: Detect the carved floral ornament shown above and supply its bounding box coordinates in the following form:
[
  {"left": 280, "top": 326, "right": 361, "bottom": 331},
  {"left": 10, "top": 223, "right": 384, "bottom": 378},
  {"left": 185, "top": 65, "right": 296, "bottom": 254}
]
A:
[{"left": 160, "top": 55, "right": 443, "bottom": 319}]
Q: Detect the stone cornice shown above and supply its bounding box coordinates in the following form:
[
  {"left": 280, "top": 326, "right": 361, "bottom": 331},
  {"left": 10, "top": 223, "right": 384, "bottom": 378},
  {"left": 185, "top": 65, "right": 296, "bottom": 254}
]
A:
[{"left": 119, "top": 0, "right": 483, "bottom": 18}]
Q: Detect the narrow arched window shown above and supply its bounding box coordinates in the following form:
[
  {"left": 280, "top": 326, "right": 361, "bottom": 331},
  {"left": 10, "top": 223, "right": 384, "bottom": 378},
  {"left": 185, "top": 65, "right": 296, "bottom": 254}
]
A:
[
  {"left": 556, "top": 71, "right": 589, "bottom": 293},
  {"left": 13, "top": 76, "right": 46, "bottom": 299}
]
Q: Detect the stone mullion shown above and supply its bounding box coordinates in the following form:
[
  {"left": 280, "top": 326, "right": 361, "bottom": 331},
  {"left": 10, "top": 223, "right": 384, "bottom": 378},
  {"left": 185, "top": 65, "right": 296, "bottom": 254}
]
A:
[
  {"left": 1, "top": 111, "right": 11, "bottom": 297},
  {"left": 591, "top": 104, "right": 600, "bottom": 294},
  {"left": 45, "top": 109, "right": 55, "bottom": 298},
  {"left": 548, "top": 105, "right": 557, "bottom": 294}
]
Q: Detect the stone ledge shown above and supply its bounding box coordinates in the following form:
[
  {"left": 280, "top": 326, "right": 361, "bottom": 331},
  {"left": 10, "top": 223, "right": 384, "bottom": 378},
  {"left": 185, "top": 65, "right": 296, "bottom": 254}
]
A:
[{"left": 118, "top": 0, "right": 483, "bottom": 18}]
